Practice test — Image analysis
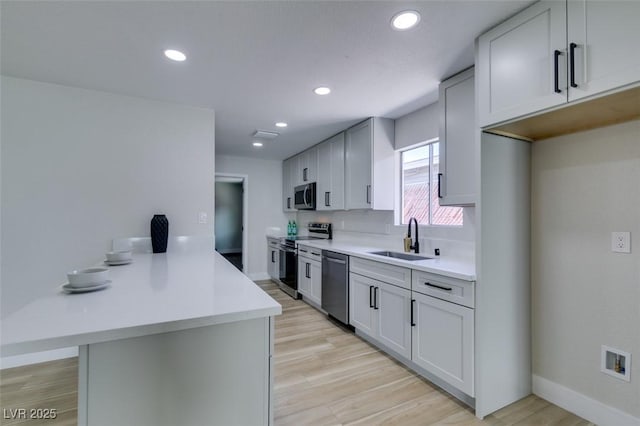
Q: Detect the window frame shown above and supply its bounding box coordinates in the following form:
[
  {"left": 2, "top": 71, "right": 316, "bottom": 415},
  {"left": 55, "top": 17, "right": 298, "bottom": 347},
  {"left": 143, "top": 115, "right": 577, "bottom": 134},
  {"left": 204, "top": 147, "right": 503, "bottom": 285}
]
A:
[{"left": 397, "top": 138, "right": 463, "bottom": 228}]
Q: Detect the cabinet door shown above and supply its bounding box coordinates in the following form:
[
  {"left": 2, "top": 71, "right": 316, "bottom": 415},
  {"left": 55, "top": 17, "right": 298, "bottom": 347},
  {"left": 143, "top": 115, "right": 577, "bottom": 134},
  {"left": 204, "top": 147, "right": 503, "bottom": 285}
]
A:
[
  {"left": 478, "top": 0, "right": 567, "bottom": 127},
  {"left": 567, "top": 0, "right": 640, "bottom": 102},
  {"left": 317, "top": 133, "right": 345, "bottom": 211},
  {"left": 412, "top": 292, "right": 474, "bottom": 396},
  {"left": 282, "top": 157, "right": 297, "bottom": 212},
  {"left": 268, "top": 247, "right": 279, "bottom": 280},
  {"left": 348, "top": 273, "right": 376, "bottom": 337},
  {"left": 297, "top": 257, "right": 311, "bottom": 297},
  {"left": 345, "top": 120, "right": 372, "bottom": 209},
  {"left": 292, "top": 153, "right": 304, "bottom": 186},
  {"left": 376, "top": 282, "right": 412, "bottom": 359},
  {"left": 301, "top": 147, "right": 318, "bottom": 183},
  {"left": 439, "top": 68, "right": 475, "bottom": 206},
  {"left": 308, "top": 260, "right": 322, "bottom": 306}
]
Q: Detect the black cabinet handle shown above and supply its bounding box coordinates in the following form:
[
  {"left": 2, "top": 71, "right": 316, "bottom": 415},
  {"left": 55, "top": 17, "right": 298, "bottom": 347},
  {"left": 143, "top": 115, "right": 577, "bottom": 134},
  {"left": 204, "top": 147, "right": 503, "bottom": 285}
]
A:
[
  {"left": 373, "top": 287, "right": 379, "bottom": 310},
  {"left": 411, "top": 299, "right": 416, "bottom": 327},
  {"left": 299, "top": 249, "right": 308, "bottom": 253},
  {"left": 437, "top": 173, "right": 443, "bottom": 198},
  {"left": 425, "top": 282, "right": 453, "bottom": 292},
  {"left": 271, "top": 251, "right": 275, "bottom": 263},
  {"left": 306, "top": 263, "right": 310, "bottom": 279},
  {"left": 569, "top": 42, "right": 578, "bottom": 88},
  {"left": 325, "top": 192, "right": 330, "bottom": 207},
  {"left": 554, "top": 49, "right": 562, "bottom": 94},
  {"left": 369, "top": 285, "right": 374, "bottom": 308},
  {"left": 366, "top": 185, "right": 371, "bottom": 204},
  {"left": 287, "top": 197, "right": 291, "bottom": 209},
  {"left": 303, "top": 168, "right": 308, "bottom": 182}
]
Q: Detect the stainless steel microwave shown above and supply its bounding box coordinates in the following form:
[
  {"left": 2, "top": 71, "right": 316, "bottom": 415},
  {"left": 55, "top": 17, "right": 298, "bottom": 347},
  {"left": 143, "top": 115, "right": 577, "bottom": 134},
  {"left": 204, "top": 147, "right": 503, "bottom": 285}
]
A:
[{"left": 294, "top": 182, "right": 316, "bottom": 210}]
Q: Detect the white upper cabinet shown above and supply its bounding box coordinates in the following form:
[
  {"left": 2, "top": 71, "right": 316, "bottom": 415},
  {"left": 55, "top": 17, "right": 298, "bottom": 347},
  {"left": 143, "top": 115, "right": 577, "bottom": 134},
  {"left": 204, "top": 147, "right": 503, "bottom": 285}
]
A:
[
  {"left": 317, "top": 132, "right": 345, "bottom": 211},
  {"left": 439, "top": 67, "right": 476, "bottom": 206},
  {"left": 478, "top": 1, "right": 567, "bottom": 127},
  {"left": 345, "top": 117, "right": 395, "bottom": 210},
  {"left": 295, "top": 147, "right": 318, "bottom": 185},
  {"left": 345, "top": 120, "right": 372, "bottom": 209},
  {"left": 282, "top": 156, "right": 297, "bottom": 212},
  {"left": 478, "top": 0, "right": 640, "bottom": 128},
  {"left": 566, "top": 0, "right": 640, "bottom": 102}
]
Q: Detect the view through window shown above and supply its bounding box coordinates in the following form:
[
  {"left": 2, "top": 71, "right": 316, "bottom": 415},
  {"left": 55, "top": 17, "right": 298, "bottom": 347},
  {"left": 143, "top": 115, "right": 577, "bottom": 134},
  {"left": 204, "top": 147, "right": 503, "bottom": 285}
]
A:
[{"left": 401, "top": 141, "right": 463, "bottom": 226}]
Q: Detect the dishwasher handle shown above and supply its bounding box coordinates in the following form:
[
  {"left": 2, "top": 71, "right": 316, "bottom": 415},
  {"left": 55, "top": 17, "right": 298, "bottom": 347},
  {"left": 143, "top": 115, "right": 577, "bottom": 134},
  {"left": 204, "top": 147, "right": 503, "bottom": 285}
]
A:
[{"left": 323, "top": 257, "right": 346, "bottom": 265}]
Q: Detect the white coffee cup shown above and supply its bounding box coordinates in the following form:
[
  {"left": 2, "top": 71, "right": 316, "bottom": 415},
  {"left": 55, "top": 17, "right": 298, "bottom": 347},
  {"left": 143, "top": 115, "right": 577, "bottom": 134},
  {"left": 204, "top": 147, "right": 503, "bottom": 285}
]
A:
[
  {"left": 67, "top": 267, "right": 109, "bottom": 288},
  {"left": 106, "top": 251, "right": 132, "bottom": 263}
]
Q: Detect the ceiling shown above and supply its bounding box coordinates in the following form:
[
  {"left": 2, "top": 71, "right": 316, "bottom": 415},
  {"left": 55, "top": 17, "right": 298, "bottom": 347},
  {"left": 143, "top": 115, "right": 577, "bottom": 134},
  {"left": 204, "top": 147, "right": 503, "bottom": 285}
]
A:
[{"left": 1, "top": 1, "right": 533, "bottom": 160}]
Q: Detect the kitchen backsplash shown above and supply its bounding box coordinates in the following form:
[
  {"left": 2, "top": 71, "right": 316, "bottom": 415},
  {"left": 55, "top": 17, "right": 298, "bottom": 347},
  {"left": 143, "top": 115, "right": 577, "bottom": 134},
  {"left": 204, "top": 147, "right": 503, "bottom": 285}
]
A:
[{"left": 296, "top": 208, "right": 475, "bottom": 261}]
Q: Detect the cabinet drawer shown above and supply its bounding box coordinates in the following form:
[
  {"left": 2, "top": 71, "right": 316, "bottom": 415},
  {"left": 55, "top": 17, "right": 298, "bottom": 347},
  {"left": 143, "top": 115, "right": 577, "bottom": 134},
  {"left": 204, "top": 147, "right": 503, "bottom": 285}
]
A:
[
  {"left": 350, "top": 257, "right": 411, "bottom": 290},
  {"left": 412, "top": 271, "right": 474, "bottom": 308},
  {"left": 298, "top": 244, "right": 322, "bottom": 261},
  {"left": 267, "top": 238, "right": 280, "bottom": 248}
]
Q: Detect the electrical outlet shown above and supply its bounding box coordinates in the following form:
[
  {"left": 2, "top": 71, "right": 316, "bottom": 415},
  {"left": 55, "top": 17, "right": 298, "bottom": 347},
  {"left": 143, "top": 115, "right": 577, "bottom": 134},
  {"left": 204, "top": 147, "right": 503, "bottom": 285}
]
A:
[
  {"left": 611, "top": 232, "right": 631, "bottom": 253},
  {"left": 198, "top": 212, "right": 208, "bottom": 224}
]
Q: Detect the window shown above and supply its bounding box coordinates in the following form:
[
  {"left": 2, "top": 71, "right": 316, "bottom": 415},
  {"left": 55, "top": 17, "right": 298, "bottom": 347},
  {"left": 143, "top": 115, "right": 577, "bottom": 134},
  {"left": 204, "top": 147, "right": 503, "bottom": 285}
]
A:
[{"left": 401, "top": 141, "right": 463, "bottom": 226}]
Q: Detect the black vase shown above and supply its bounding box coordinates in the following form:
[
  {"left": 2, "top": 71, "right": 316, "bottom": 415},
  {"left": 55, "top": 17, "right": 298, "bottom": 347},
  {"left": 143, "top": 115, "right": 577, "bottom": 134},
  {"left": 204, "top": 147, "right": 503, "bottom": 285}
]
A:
[{"left": 150, "top": 214, "right": 169, "bottom": 253}]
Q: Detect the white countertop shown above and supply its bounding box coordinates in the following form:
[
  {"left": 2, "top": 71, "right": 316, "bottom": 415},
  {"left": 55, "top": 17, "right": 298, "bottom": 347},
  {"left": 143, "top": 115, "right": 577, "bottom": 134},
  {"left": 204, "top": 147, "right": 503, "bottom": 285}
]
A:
[
  {"left": 1, "top": 251, "right": 281, "bottom": 357},
  {"left": 295, "top": 240, "right": 476, "bottom": 281}
]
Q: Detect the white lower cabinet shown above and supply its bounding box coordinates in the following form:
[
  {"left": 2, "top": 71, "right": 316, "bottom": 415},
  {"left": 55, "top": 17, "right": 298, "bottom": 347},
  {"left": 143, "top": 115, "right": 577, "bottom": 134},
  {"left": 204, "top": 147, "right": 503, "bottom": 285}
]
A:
[
  {"left": 349, "top": 273, "right": 375, "bottom": 335},
  {"left": 411, "top": 291, "right": 474, "bottom": 396},
  {"left": 298, "top": 257, "right": 311, "bottom": 296},
  {"left": 267, "top": 239, "right": 279, "bottom": 281},
  {"left": 309, "top": 261, "right": 322, "bottom": 305},
  {"left": 349, "top": 272, "right": 412, "bottom": 359},
  {"left": 298, "top": 245, "right": 322, "bottom": 306},
  {"left": 349, "top": 258, "right": 475, "bottom": 399},
  {"left": 376, "top": 281, "right": 412, "bottom": 359}
]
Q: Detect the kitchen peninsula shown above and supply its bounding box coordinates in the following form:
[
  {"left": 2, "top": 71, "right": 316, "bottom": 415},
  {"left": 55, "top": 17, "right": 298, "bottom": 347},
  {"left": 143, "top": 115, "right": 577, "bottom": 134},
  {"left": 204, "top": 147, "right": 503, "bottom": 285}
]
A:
[{"left": 1, "top": 250, "right": 281, "bottom": 426}]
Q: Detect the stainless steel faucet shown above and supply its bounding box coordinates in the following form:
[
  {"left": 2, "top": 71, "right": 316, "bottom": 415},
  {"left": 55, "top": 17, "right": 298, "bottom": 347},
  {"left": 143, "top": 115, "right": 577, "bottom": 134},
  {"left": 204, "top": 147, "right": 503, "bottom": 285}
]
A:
[{"left": 407, "top": 217, "right": 420, "bottom": 254}]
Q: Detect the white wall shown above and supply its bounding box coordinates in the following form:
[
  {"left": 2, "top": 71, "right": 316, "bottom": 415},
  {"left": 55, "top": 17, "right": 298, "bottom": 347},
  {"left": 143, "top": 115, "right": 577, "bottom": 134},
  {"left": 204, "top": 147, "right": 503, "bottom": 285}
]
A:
[
  {"left": 531, "top": 120, "right": 640, "bottom": 419},
  {"left": 394, "top": 102, "right": 438, "bottom": 150},
  {"left": 1, "top": 76, "right": 215, "bottom": 317},
  {"left": 215, "top": 155, "right": 288, "bottom": 280}
]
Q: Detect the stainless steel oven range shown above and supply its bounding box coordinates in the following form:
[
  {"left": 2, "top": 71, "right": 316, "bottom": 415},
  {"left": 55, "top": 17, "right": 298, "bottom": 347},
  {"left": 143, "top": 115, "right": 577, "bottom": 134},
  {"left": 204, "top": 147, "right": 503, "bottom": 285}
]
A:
[{"left": 276, "top": 222, "right": 332, "bottom": 299}]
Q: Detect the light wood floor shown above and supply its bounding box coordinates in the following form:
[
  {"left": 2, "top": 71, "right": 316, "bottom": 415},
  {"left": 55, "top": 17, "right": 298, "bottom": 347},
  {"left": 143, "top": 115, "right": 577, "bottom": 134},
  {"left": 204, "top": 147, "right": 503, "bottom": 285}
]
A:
[{"left": 0, "top": 280, "right": 593, "bottom": 426}]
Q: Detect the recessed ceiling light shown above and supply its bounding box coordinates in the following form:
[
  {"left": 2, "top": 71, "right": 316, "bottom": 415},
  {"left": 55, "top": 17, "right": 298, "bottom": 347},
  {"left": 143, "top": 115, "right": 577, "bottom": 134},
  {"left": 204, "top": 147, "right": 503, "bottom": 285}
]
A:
[
  {"left": 164, "top": 49, "right": 186, "bottom": 62},
  {"left": 252, "top": 141, "right": 264, "bottom": 147},
  {"left": 391, "top": 11, "right": 421, "bottom": 30},
  {"left": 314, "top": 87, "right": 331, "bottom": 96},
  {"left": 275, "top": 122, "right": 288, "bottom": 128}
]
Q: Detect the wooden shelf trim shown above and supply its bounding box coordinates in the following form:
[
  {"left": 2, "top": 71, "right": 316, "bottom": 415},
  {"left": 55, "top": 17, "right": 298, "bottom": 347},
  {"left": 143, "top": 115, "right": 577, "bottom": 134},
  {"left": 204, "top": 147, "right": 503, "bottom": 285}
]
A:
[{"left": 485, "top": 85, "right": 640, "bottom": 142}]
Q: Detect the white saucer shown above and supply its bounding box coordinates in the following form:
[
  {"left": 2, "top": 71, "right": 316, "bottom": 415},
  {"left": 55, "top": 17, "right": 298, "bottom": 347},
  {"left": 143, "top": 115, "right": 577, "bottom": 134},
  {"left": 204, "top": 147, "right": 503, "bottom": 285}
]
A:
[
  {"left": 62, "top": 280, "right": 111, "bottom": 293},
  {"left": 104, "top": 259, "right": 132, "bottom": 266}
]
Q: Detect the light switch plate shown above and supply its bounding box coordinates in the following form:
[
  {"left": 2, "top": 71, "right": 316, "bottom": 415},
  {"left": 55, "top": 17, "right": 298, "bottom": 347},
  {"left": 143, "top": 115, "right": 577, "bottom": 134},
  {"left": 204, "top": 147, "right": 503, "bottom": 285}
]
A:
[
  {"left": 611, "top": 232, "right": 631, "bottom": 253},
  {"left": 198, "top": 212, "right": 208, "bottom": 224}
]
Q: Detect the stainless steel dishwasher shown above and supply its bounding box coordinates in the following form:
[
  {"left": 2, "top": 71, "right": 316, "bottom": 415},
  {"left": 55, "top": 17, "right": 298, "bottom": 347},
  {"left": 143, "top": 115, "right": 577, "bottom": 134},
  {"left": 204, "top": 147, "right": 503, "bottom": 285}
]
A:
[{"left": 321, "top": 250, "right": 349, "bottom": 324}]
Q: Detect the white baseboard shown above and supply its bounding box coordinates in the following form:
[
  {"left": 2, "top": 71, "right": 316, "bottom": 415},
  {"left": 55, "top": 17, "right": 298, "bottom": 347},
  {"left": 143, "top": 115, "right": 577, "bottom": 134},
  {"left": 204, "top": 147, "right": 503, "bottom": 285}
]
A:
[
  {"left": 248, "top": 272, "right": 270, "bottom": 281},
  {"left": 533, "top": 375, "right": 640, "bottom": 426},
  {"left": 1, "top": 347, "right": 78, "bottom": 369}
]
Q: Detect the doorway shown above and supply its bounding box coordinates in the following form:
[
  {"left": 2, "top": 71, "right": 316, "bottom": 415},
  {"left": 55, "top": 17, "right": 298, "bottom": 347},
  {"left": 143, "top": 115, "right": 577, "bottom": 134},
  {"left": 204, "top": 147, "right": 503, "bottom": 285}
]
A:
[{"left": 214, "top": 174, "right": 248, "bottom": 272}]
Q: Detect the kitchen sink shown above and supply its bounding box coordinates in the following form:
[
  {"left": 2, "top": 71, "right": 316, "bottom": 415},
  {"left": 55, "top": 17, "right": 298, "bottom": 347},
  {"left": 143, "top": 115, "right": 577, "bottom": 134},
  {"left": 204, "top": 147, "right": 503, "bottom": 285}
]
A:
[{"left": 368, "top": 251, "right": 432, "bottom": 261}]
